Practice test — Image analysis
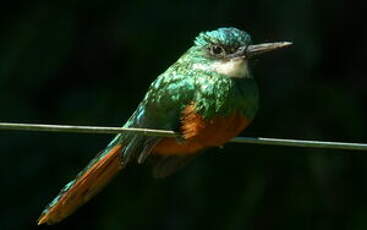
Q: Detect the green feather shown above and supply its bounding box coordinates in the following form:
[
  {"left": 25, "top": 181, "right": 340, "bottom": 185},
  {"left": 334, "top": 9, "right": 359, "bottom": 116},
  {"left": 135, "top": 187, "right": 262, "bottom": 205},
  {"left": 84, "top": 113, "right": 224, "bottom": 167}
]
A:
[{"left": 120, "top": 27, "right": 259, "bottom": 160}]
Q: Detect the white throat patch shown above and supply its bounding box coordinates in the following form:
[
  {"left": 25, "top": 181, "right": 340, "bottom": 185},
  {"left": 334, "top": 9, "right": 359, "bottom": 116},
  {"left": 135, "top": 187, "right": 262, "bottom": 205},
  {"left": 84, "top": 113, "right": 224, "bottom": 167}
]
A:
[{"left": 193, "top": 59, "right": 249, "bottom": 78}]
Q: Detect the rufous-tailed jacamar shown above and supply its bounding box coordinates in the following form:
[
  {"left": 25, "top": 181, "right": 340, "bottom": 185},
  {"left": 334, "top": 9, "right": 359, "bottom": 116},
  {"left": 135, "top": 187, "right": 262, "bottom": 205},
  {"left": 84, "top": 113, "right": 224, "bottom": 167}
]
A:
[{"left": 37, "top": 27, "right": 291, "bottom": 225}]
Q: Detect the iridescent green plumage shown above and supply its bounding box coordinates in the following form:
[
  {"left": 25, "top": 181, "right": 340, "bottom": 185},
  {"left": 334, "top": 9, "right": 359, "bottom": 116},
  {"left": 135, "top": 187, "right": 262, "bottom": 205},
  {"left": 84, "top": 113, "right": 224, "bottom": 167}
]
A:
[
  {"left": 38, "top": 27, "right": 291, "bottom": 225},
  {"left": 195, "top": 27, "right": 252, "bottom": 49},
  {"left": 125, "top": 27, "right": 258, "bottom": 126},
  {"left": 119, "top": 27, "right": 259, "bottom": 162}
]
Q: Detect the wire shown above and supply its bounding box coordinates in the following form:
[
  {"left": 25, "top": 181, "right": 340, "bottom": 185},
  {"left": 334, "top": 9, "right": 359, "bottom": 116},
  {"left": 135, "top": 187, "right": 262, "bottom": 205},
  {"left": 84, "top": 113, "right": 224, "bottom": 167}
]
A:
[
  {"left": 0, "top": 122, "right": 176, "bottom": 137},
  {"left": 231, "top": 137, "right": 367, "bottom": 151},
  {"left": 0, "top": 122, "right": 366, "bottom": 151}
]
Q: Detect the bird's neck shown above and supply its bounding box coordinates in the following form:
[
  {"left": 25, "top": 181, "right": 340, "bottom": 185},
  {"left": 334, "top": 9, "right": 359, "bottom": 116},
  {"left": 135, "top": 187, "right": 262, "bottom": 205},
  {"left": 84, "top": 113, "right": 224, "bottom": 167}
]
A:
[
  {"left": 193, "top": 73, "right": 259, "bottom": 120},
  {"left": 192, "top": 59, "right": 250, "bottom": 79}
]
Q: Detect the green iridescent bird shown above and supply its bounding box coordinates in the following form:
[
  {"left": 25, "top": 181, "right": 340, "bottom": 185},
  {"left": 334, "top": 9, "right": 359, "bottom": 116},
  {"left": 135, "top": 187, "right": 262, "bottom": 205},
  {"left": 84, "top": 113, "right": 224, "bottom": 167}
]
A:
[{"left": 38, "top": 27, "right": 291, "bottom": 225}]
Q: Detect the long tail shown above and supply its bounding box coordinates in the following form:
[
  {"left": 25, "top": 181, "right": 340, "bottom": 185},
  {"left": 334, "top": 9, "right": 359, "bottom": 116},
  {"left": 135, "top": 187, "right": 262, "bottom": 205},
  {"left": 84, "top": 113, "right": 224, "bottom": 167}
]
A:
[{"left": 37, "top": 142, "right": 124, "bottom": 225}]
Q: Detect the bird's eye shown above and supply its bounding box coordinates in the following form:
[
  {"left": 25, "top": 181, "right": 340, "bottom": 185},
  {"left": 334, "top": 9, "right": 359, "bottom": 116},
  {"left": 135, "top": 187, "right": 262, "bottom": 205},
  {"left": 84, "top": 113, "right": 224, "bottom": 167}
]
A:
[{"left": 210, "top": 45, "right": 225, "bottom": 56}]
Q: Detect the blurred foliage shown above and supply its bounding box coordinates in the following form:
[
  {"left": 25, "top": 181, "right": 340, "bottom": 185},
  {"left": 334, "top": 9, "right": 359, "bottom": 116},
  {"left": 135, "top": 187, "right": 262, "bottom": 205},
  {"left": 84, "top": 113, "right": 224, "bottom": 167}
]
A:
[{"left": 0, "top": 0, "right": 367, "bottom": 230}]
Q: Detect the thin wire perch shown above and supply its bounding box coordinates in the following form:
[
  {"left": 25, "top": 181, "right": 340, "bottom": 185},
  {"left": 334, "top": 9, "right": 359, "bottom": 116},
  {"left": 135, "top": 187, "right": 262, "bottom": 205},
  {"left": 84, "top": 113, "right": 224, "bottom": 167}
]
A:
[{"left": 0, "top": 122, "right": 366, "bottom": 151}]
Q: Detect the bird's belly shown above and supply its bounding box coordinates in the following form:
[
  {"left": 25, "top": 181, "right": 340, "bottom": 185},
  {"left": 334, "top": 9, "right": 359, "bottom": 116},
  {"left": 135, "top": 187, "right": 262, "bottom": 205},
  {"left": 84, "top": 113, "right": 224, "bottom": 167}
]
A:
[{"left": 153, "top": 110, "right": 251, "bottom": 155}]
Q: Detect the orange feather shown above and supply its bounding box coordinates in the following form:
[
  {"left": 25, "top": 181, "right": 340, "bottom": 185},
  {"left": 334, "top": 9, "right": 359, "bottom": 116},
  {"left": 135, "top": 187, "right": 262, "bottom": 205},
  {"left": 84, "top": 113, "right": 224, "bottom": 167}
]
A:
[
  {"left": 37, "top": 144, "right": 123, "bottom": 225},
  {"left": 153, "top": 104, "right": 251, "bottom": 155}
]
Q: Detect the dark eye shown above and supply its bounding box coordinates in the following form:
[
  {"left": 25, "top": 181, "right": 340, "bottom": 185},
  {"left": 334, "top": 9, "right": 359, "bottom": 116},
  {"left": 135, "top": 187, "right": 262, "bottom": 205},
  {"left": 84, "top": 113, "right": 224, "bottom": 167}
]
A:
[{"left": 210, "top": 45, "right": 225, "bottom": 56}]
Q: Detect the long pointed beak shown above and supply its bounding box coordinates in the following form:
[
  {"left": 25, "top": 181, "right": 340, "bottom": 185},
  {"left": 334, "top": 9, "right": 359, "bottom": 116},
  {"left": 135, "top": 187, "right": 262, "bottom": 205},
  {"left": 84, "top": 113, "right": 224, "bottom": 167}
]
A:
[{"left": 246, "top": 41, "right": 292, "bottom": 57}]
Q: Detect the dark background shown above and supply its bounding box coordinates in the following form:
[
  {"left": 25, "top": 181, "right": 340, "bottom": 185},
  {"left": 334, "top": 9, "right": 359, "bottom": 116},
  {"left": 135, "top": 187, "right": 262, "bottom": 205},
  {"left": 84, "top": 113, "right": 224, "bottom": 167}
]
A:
[{"left": 1, "top": 0, "right": 367, "bottom": 229}]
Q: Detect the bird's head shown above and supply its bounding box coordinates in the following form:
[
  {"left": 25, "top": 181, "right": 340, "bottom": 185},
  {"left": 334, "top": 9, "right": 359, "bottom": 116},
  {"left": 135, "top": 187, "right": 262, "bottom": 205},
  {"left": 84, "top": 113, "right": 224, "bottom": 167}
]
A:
[{"left": 186, "top": 27, "right": 292, "bottom": 78}]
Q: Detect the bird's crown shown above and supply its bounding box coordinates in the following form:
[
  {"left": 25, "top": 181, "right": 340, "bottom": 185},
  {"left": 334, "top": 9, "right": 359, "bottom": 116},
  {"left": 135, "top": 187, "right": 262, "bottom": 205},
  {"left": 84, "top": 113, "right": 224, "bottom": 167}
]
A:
[{"left": 194, "top": 27, "right": 252, "bottom": 48}]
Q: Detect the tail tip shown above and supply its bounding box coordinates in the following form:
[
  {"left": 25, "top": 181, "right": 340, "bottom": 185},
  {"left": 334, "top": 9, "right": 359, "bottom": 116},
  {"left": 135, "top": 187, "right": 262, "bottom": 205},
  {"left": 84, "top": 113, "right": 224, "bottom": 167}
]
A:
[
  {"left": 37, "top": 212, "right": 54, "bottom": 226},
  {"left": 37, "top": 215, "right": 47, "bottom": 225}
]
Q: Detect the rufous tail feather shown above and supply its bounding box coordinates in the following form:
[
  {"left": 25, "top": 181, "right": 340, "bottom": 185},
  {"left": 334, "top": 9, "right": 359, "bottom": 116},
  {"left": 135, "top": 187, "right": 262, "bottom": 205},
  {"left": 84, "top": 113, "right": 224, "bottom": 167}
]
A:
[{"left": 37, "top": 144, "right": 123, "bottom": 225}]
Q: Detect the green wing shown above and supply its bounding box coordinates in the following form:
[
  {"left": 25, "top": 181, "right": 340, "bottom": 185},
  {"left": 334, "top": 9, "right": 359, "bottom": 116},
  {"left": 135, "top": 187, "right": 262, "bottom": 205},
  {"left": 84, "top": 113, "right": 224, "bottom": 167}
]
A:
[{"left": 118, "top": 66, "right": 197, "bottom": 164}]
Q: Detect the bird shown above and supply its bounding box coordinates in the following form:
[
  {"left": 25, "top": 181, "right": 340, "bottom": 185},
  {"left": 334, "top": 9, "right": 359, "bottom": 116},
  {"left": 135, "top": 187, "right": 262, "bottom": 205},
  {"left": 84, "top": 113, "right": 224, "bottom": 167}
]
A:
[{"left": 37, "top": 27, "right": 291, "bottom": 225}]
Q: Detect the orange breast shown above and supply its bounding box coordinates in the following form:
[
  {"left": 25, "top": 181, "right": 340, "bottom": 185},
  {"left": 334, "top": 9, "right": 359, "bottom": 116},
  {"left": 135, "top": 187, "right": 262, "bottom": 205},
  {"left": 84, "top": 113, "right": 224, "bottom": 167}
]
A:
[{"left": 153, "top": 104, "right": 251, "bottom": 155}]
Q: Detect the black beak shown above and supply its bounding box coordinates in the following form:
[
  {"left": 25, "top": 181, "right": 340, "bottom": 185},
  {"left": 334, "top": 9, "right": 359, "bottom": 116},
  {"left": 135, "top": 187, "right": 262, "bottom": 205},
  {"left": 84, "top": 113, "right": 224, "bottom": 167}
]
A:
[{"left": 246, "top": 42, "right": 292, "bottom": 58}]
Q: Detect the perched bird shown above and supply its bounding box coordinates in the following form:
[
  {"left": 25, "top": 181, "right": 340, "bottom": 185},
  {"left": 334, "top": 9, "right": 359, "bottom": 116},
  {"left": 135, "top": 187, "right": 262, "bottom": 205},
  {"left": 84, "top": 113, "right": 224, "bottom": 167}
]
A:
[{"left": 37, "top": 27, "right": 291, "bottom": 225}]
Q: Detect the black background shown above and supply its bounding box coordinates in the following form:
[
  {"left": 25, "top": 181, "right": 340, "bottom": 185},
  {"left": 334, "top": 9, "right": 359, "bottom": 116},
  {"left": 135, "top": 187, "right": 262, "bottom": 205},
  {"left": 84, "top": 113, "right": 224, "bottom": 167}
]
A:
[{"left": 1, "top": 0, "right": 367, "bottom": 229}]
